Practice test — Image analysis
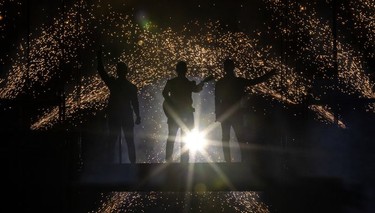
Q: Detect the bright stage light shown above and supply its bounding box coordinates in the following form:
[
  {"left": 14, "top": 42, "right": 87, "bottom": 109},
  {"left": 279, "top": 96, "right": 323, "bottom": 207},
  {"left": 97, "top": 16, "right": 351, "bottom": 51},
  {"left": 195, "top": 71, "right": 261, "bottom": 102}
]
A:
[{"left": 184, "top": 129, "right": 207, "bottom": 152}]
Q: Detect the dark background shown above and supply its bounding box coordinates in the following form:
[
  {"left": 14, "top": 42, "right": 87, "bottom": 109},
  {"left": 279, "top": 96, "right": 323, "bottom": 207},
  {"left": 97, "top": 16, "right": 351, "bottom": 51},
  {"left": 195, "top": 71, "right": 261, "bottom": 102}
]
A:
[{"left": 1, "top": 0, "right": 374, "bottom": 212}]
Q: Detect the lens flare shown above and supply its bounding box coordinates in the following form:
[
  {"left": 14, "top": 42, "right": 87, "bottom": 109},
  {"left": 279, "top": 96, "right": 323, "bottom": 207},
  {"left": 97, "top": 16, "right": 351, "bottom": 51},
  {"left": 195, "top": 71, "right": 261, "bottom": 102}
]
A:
[{"left": 184, "top": 129, "right": 207, "bottom": 152}]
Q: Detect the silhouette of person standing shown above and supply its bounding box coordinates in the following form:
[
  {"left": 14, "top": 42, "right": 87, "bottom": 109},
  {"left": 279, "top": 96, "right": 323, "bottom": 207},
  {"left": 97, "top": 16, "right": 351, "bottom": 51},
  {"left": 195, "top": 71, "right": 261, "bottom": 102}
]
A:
[
  {"left": 163, "top": 61, "right": 203, "bottom": 163},
  {"left": 97, "top": 49, "right": 141, "bottom": 164},
  {"left": 215, "top": 58, "right": 276, "bottom": 163}
]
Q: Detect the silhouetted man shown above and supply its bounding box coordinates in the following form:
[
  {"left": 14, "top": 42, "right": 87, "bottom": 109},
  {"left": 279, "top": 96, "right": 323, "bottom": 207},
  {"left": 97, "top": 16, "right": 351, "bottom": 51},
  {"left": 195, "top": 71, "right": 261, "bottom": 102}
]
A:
[
  {"left": 163, "top": 61, "right": 203, "bottom": 163},
  {"left": 215, "top": 58, "right": 276, "bottom": 163},
  {"left": 97, "top": 49, "right": 141, "bottom": 164}
]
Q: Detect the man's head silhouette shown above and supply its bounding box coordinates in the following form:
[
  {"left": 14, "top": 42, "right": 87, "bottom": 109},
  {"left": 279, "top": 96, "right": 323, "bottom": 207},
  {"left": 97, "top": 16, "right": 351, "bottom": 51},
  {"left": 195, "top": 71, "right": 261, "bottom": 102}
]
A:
[
  {"left": 116, "top": 62, "right": 128, "bottom": 78},
  {"left": 224, "top": 58, "right": 235, "bottom": 75},
  {"left": 176, "top": 61, "right": 187, "bottom": 76}
]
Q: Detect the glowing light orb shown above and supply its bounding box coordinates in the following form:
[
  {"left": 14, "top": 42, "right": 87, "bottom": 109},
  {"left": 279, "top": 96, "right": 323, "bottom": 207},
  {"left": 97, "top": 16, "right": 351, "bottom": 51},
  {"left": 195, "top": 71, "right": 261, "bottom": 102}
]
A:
[{"left": 184, "top": 129, "right": 207, "bottom": 152}]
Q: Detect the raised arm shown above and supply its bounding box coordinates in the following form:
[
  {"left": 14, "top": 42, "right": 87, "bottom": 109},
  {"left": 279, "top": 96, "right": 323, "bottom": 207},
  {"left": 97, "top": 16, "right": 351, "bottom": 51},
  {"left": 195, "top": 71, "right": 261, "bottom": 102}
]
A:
[
  {"left": 192, "top": 80, "right": 204, "bottom": 93},
  {"left": 246, "top": 69, "right": 277, "bottom": 86},
  {"left": 97, "top": 49, "right": 110, "bottom": 85},
  {"left": 193, "top": 75, "right": 214, "bottom": 93}
]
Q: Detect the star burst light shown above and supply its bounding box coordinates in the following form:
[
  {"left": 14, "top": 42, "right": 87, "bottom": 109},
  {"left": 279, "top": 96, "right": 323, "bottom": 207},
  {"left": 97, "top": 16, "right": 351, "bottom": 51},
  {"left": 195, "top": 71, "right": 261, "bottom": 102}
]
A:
[
  {"left": 1, "top": 0, "right": 374, "bottom": 211},
  {"left": 0, "top": 0, "right": 372, "bottom": 156},
  {"left": 184, "top": 129, "right": 207, "bottom": 152}
]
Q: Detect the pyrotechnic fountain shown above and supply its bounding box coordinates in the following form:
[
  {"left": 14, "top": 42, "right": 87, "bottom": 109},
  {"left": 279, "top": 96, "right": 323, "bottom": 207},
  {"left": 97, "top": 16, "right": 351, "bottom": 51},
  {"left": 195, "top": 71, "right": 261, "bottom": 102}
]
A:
[{"left": 1, "top": 0, "right": 373, "bottom": 212}]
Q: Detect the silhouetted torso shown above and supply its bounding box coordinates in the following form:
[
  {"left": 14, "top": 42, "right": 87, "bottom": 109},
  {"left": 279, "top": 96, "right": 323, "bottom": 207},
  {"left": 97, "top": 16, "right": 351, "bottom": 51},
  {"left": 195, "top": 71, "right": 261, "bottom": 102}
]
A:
[
  {"left": 162, "top": 60, "right": 203, "bottom": 162},
  {"left": 163, "top": 76, "right": 199, "bottom": 116},
  {"left": 215, "top": 75, "right": 249, "bottom": 119},
  {"left": 96, "top": 50, "right": 140, "bottom": 164},
  {"left": 214, "top": 59, "right": 276, "bottom": 163},
  {"left": 105, "top": 77, "right": 138, "bottom": 125}
]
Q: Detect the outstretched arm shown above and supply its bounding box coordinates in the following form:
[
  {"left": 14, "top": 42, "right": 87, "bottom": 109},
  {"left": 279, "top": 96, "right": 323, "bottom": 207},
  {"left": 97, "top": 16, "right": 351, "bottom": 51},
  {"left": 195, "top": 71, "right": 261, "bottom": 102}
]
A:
[
  {"left": 192, "top": 81, "right": 204, "bottom": 93},
  {"left": 246, "top": 69, "right": 277, "bottom": 86},
  {"left": 97, "top": 49, "right": 110, "bottom": 85}
]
